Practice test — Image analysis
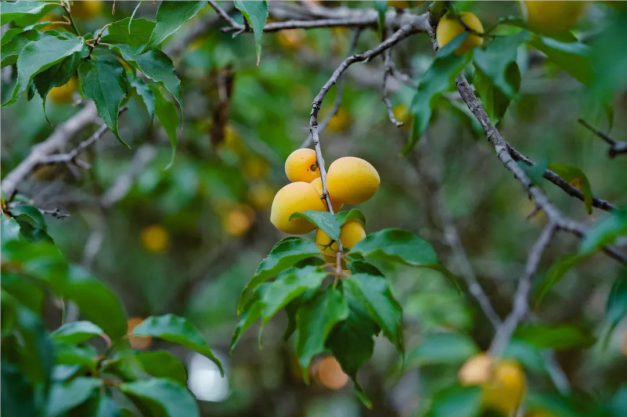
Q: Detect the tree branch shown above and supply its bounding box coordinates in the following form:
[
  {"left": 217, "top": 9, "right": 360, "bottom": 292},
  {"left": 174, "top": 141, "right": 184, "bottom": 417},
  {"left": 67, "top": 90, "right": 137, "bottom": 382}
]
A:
[
  {"left": 382, "top": 45, "right": 404, "bottom": 128},
  {"left": 578, "top": 118, "right": 627, "bottom": 158}
]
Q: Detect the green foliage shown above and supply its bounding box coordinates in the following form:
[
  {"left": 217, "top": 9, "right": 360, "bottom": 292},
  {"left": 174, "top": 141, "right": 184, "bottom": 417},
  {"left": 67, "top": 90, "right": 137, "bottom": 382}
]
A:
[
  {"left": 529, "top": 35, "right": 593, "bottom": 86},
  {"left": 141, "top": 1, "right": 207, "bottom": 53},
  {"left": 290, "top": 210, "right": 341, "bottom": 240},
  {"left": 514, "top": 323, "right": 596, "bottom": 350},
  {"left": 407, "top": 332, "right": 479, "bottom": 367},
  {"left": 547, "top": 163, "right": 594, "bottom": 214},
  {"left": 0, "top": 1, "right": 57, "bottom": 26},
  {"left": 234, "top": 0, "right": 269, "bottom": 63},
  {"left": 605, "top": 271, "right": 627, "bottom": 339},
  {"left": 119, "top": 378, "right": 199, "bottom": 417}
]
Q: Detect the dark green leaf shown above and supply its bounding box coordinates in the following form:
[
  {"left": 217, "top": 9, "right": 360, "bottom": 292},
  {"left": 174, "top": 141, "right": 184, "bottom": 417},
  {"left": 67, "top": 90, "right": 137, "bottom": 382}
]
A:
[
  {"left": 149, "top": 84, "right": 178, "bottom": 168},
  {"left": 503, "top": 338, "right": 547, "bottom": 375},
  {"left": 230, "top": 300, "right": 263, "bottom": 353},
  {"left": 131, "top": 77, "right": 155, "bottom": 119},
  {"left": 547, "top": 163, "right": 593, "bottom": 214},
  {"left": 349, "top": 228, "right": 439, "bottom": 266},
  {"left": 3, "top": 32, "right": 86, "bottom": 108},
  {"left": 136, "top": 351, "right": 187, "bottom": 386},
  {"left": 46, "top": 377, "right": 101, "bottom": 417},
  {"left": 295, "top": 287, "right": 349, "bottom": 377},
  {"left": 473, "top": 62, "right": 521, "bottom": 124},
  {"left": 427, "top": 385, "right": 483, "bottom": 417},
  {"left": 16, "top": 307, "right": 54, "bottom": 386},
  {"left": 91, "top": 395, "right": 121, "bottom": 417},
  {"left": 374, "top": 1, "right": 387, "bottom": 39},
  {"left": 35, "top": 49, "right": 87, "bottom": 118},
  {"left": 238, "top": 237, "right": 320, "bottom": 313},
  {"left": 78, "top": 58, "right": 128, "bottom": 147},
  {"left": 335, "top": 209, "right": 366, "bottom": 227},
  {"left": 132, "top": 314, "right": 223, "bottom": 376},
  {"left": 529, "top": 35, "right": 593, "bottom": 85},
  {"left": 518, "top": 158, "right": 548, "bottom": 187},
  {"left": 514, "top": 323, "right": 595, "bottom": 350},
  {"left": 11, "top": 205, "right": 46, "bottom": 230},
  {"left": 1, "top": 289, "right": 17, "bottom": 334},
  {"left": 1, "top": 29, "right": 42, "bottom": 68},
  {"left": 1, "top": 214, "right": 22, "bottom": 244},
  {"left": 234, "top": 0, "right": 268, "bottom": 64},
  {"left": 141, "top": 1, "right": 207, "bottom": 53},
  {"left": 591, "top": 13, "right": 627, "bottom": 103},
  {"left": 346, "top": 261, "right": 403, "bottom": 352},
  {"left": 1, "top": 362, "right": 37, "bottom": 417},
  {"left": 101, "top": 17, "right": 156, "bottom": 48},
  {"left": 579, "top": 207, "right": 627, "bottom": 255},
  {"left": 290, "top": 210, "right": 340, "bottom": 241},
  {"left": 2, "top": 272, "right": 44, "bottom": 313},
  {"left": 54, "top": 341, "right": 98, "bottom": 369},
  {"left": 120, "top": 378, "right": 199, "bottom": 417},
  {"left": 0, "top": 1, "right": 57, "bottom": 25},
  {"left": 52, "top": 321, "right": 104, "bottom": 345},
  {"left": 407, "top": 332, "right": 478, "bottom": 367},
  {"left": 403, "top": 33, "right": 471, "bottom": 154},
  {"left": 534, "top": 254, "right": 581, "bottom": 306},
  {"left": 606, "top": 271, "right": 627, "bottom": 338}
]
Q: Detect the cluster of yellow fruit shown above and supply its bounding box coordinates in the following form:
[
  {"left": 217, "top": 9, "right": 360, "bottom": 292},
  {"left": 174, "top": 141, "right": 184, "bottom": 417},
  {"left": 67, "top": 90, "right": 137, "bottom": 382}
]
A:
[{"left": 270, "top": 148, "right": 379, "bottom": 257}]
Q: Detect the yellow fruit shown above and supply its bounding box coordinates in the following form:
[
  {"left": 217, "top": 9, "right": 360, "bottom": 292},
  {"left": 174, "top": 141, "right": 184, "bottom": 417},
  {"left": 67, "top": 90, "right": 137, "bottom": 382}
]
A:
[
  {"left": 277, "top": 29, "right": 306, "bottom": 49},
  {"left": 127, "top": 318, "right": 152, "bottom": 350},
  {"left": 270, "top": 182, "right": 326, "bottom": 234},
  {"left": 525, "top": 410, "right": 557, "bottom": 417},
  {"left": 243, "top": 156, "right": 269, "bottom": 180},
  {"left": 249, "top": 183, "right": 277, "bottom": 209},
  {"left": 313, "top": 356, "right": 348, "bottom": 390},
  {"left": 222, "top": 205, "right": 255, "bottom": 236},
  {"left": 436, "top": 12, "right": 484, "bottom": 55},
  {"left": 325, "top": 107, "right": 351, "bottom": 133},
  {"left": 48, "top": 77, "right": 77, "bottom": 105},
  {"left": 316, "top": 220, "right": 366, "bottom": 258},
  {"left": 524, "top": 1, "right": 586, "bottom": 33},
  {"left": 326, "top": 157, "right": 380, "bottom": 205},
  {"left": 310, "top": 178, "right": 343, "bottom": 213},
  {"left": 459, "top": 353, "right": 526, "bottom": 415},
  {"left": 72, "top": 0, "right": 103, "bottom": 20},
  {"left": 285, "top": 149, "right": 321, "bottom": 183},
  {"left": 392, "top": 103, "right": 411, "bottom": 129},
  {"left": 39, "top": 12, "right": 65, "bottom": 31},
  {"left": 140, "top": 225, "right": 169, "bottom": 254}
]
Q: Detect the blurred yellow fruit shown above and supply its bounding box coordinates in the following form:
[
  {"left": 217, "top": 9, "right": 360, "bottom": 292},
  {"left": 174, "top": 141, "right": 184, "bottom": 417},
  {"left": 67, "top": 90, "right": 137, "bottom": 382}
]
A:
[
  {"left": 140, "top": 225, "right": 170, "bottom": 254},
  {"left": 270, "top": 182, "right": 326, "bottom": 234},
  {"left": 524, "top": 1, "right": 586, "bottom": 33},
  {"left": 459, "top": 353, "right": 526, "bottom": 415},
  {"left": 316, "top": 219, "right": 366, "bottom": 257},
  {"left": 39, "top": 12, "right": 65, "bottom": 31},
  {"left": 525, "top": 410, "right": 556, "bottom": 417},
  {"left": 127, "top": 318, "right": 152, "bottom": 350},
  {"left": 313, "top": 356, "right": 348, "bottom": 390},
  {"left": 48, "top": 77, "right": 77, "bottom": 105},
  {"left": 285, "top": 149, "right": 321, "bottom": 183},
  {"left": 222, "top": 205, "right": 255, "bottom": 236},
  {"left": 72, "top": 0, "right": 103, "bottom": 20},
  {"left": 326, "top": 157, "right": 380, "bottom": 205},
  {"left": 310, "top": 177, "right": 343, "bottom": 213},
  {"left": 249, "top": 183, "right": 277, "bottom": 209},
  {"left": 277, "top": 29, "right": 306, "bottom": 49},
  {"left": 243, "top": 156, "right": 269, "bottom": 180},
  {"left": 388, "top": 1, "right": 425, "bottom": 8},
  {"left": 392, "top": 103, "right": 411, "bottom": 129},
  {"left": 436, "top": 12, "right": 484, "bottom": 55},
  {"left": 325, "top": 107, "right": 351, "bottom": 133}
]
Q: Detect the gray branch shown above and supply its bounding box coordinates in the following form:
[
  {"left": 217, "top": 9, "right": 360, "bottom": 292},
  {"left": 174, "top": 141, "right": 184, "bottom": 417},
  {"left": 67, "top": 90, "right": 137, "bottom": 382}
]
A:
[{"left": 578, "top": 118, "right": 627, "bottom": 158}]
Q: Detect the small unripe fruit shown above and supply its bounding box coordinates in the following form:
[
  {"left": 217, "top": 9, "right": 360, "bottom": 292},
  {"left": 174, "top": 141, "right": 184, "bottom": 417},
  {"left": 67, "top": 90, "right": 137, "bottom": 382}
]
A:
[
  {"left": 48, "top": 77, "right": 77, "bottom": 105},
  {"left": 436, "top": 12, "right": 484, "bottom": 55},
  {"left": 315, "top": 220, "right": 366, "bottom": 257},
  {"left": 326, "top": 157, "right": 380, "bottom": 205},
  {"left": 310, "top": 178, "right": 343, "bottom": 213},
  {"left": 270, "top": 182, "right": 326, "bottom": 234},
  {"left": 141, "top": 225, "right": 169, "bottom": 254},
  {"left": 285, "top": 149, "right": 321, "bottom": 183},
  {"left": 524, "top": 1, "right": 586, "bottom": 33}
]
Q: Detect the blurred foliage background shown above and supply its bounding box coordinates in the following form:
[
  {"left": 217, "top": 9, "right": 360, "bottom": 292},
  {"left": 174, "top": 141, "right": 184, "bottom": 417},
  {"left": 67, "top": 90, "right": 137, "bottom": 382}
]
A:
[{"left": 2, "top": 1, "right": 627, "bottom": 416}]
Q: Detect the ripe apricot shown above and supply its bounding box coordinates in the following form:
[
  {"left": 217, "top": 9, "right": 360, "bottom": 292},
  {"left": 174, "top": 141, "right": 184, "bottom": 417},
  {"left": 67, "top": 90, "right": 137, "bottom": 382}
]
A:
[
  {"left": 313, "top": 356, "right": 348, "bottom": 390},
  {"left": 310, "top": 177, "right": 343, "bottom": 213},
  {"left": 222, "top": 205, "right": 255, "bottom": 236},
  {"left": 141, "top": 225, "right": 169, "bottom": 254},
  {"left": 325, "top": 107, "right": 351, "bottom": 133},
  {"left": 524, "top": 1, "right": 586, "bottom": 33},
  {"left": 436, "top": 12, "right": 483, "bottom": 55},
  {"left": 48, "top": 77, "right": 77, "bottom": 105},
  {"left": 326, "top": 157, "right": 380, "bottom": 205},
  {"left": 270, "top": 182, "right": 326, "bottom": 234},
  {"left": 459, "top": 353, "right": 526, "bottom": 415},
  {"left": 285, "top": 149, "right": 321, "bottom": 183},
  {"left": 72, "top": 0, "right": 103, "bottom": 20},
  {"left": 315, "top": 220, "right": 366, "bottom": 257}
]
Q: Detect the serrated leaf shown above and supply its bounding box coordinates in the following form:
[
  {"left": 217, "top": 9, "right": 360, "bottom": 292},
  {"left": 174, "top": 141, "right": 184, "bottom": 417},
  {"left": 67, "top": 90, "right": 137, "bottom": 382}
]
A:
[
  {"left": 606, "top": 271, "right": 627, "bottom": 338},
  {"left": 149, "top": 84, "right": 178, "bottom": 168},
  {"left": 141, "top": 1, "right": 207, "bottom": 53},
  {"left": 403, "top": 33, "right": 471, "bottom": 154},
  {"left": 290, "top": 210, "right": 340, "bottom": 241},
  {"left": 119, "top": 378, "right": 199, "bottom": 417},
  {"left": 514, "top": 323, "right": 595, "bottom": 350},
  {"left": 407, "top": 332, "right": 478, "bottom": 367},
  {"left": 52, "top": 321, "right": 104, "bottom": 345},
  {"left": 78, "top": 59, "right": 128, "bottom": 147},
  {"left": 132, "top": 314, "right": 223, "bottom": 376},
  {"left": 529, "top": 35, "right": 592, "bottom": 85},
  {"left": 295, "top": 287, "right": 349, "bottom": 378},
  {"left": 335, "top": 209, "right": 366, "bottom": 227},
  {"left": 234, "top": 0, "right": 268, "bottom": 64},
  {"left": 346, "top": 261, "right": 403, "bottom": 352},
  {"left": 2, "top": 33, "right": 87, "bottom": 108},
  {"left": 473, "top": 62, "right": 521, "bottom": 124},
  {"left": 101, "top": 17, "right": 155, "bottom": 48},
  {"left": 136, "top": 351, "right": 187, "bottom": 386},
  {"left": 0, "top": 1, "right": 57, "bottom": 26},
  {"left": 1, "top": 29, "right": 42, "bottom": 68},
  {"left": 238, "top": 237, "right": 320, "bottom": 313},
  {"left": 131, "top": 77, "right": 155, "bottom": 119},
  {"left": 46, "top": 377, "right": 101, "bottom": 417},
  {"left": 579, "top": 207, "right": 627, "bottom": 255},
  {"left": 427, "top": 385, "right": 483, "bottom": 417},
  {"left": 547, "top": 163, "right": 594, "bottom": 214}
]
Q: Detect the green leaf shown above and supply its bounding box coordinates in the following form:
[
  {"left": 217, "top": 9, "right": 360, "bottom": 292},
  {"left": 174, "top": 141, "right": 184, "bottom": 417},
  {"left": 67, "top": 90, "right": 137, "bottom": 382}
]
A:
[
  {"left": 473, "top": 62, "right": 521, "bottom": 124},
  {"left": 54, "top": 341, "right": 98, "bottom": 369},
  {"left": 514, "top": 323, "right": 595, "bottom": 350},
  {"left": 15, "top": 307, "right": 54, "bottom": 386},
  {"left": 547, "top": 163, "right": 593, "bottom": 214},
  {"left": 534, "top": 254, "right": 581, "bottom": 306},
  {"left": 1, "top": 362, "right": 37, "bottom": 417},
  {"left": 295, "top": 287, "right": 349, "bottom": 378},
  {"left": 290, "top": 210, "right": 340, "bottom": 241},
  {"left": 345, "top": 261, "right": 403, "bottom": 352},
  {"left": 238, "top": 237, "right": 320, "bottom": 313},
  {"left": 46, "top": 377, "right": 101, "bottom": 417},
  {"left": 230, "top": 300, "right": 263, "bottom": 353},
  {"left": 374, "top": 1, "right": 387, "bottom": 39},
  {"left": 119, "top": 378, "right": 199, "bottom": 417},
  {"left": 2, "top": 272, "right": 44, "bottom": 313},
  {"left": 10, "top": 204, "right": 47, "bottom": 231},
  {"left": 579, "top": 207, "right": 627, "bottom": 255},
  {"left": 132, "top": 314, "right": 223, "bottom": 376},
  {"left": 503, "top": 338, "right": 547, "bottom": 376},
  {"left": 78, "top": 58, "right": 128, "bottom": 147},
  {"left": 141, "top": 1, "right": 207, "bottom": 53},
  {"left": 349, "top": 228, "right": 438, "bottom": 266},
  {"left": 131, "top": 77, "right": 155, "bottom": 119},
  {"left": 591, "top": 13, "right": 627, "bottom": 103},
  {"left": 1, "top": 214, "right": 22, "bottom": 244},
  {"left": 403, "top": 33, "right": 471, "bottom": 154},
  {"left": 427, "top": 385, "right": 483, "bottom": 417},
  {"left": 149, "top": 84, "right": 179, "bottom": 169},
  {"left": 52, "top": 321, "right": 104, "bottom": 345},
  {"left": 3, "top": 33, "right": 87, "bottom": 108},
  {"left": 0, "top": 1, "right": 57, "bottom": 26},
  {"left": 101, "top": 17, "right": 155, "bottom": 48},
  {"left": 234, "top": 0, "right": 268, "bottom": 64},
  {"left": 606, "top": 271, "right": 627, "bottom": 338},
  {"left": 517, "top": 158, "right": 548, "bottom": 187},
  {"left": 136, "top": 351, "right": 187, "bottom": 386},
  {"left": 1, "top": 29, "right": 42, "bottom": 68},
  {"left": 407, "top": 332, "right": 478, "bottom": 367},
  {"left": 529, "top": 35, "right": 593, "bottom": 85},
  {"left": 260, "top": 265, "right": 326, "bottom": 328},
  {"left": 335, "top": 209, "right": 366, "bottom": 227}
]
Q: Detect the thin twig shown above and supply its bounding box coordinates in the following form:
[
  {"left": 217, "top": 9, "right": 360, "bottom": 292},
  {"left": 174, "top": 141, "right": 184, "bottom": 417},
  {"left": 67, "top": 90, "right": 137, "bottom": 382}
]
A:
[
  {"left": 578, "top": 118, "right": 627, "bottom": 158},
  {"left": 62, "top": 0, "right": 81, "bottom": 36},
  {"left": 382, "top": 46, "right": 404, "bottom": 128}
]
